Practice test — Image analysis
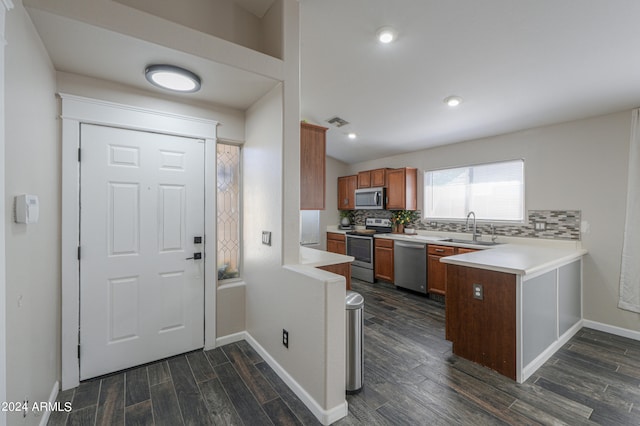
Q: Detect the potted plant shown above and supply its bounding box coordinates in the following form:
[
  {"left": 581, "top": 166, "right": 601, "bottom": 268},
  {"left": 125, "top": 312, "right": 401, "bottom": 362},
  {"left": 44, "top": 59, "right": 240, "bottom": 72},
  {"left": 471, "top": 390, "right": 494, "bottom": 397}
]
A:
[
  {"left": 339, "top": 210, "right": 354, "bottom": 227},
  {"left": 391, "top": 210, "right": 416, "bottom": 233}
]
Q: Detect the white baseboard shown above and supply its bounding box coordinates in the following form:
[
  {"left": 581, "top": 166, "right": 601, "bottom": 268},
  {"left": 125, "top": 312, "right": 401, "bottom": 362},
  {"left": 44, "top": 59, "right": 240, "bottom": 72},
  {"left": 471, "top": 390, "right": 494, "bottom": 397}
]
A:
[
  {"left": 582, "top": 320, "right": 640, "bottom": 341},
  {"left": 521, "top": 320, "right": 582, "bottom": 383},
  {"left": 215, "top": 331, "right": 247, "bottom": 348},
  {"left": 243, "top": 333, "right": 348, "bottom": 425},
  {"left": 38, "top": 381, "right": 59, "bottom": 426}
]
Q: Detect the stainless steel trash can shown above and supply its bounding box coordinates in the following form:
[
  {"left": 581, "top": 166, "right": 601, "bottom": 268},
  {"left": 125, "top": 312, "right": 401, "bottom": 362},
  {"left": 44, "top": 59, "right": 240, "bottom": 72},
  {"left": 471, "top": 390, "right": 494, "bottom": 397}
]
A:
[{"left": 346, "top": 290, "right": 364, "bottom": 393}]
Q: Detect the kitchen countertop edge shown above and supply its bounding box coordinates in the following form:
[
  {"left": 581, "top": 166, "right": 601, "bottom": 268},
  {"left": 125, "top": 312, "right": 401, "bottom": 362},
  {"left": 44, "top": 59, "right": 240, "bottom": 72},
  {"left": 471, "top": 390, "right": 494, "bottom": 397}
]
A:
[
  {"left": 298, "top": 246, "right": 354, "bottom": 268},
  {"left": 440, "top": 246, "right": 588, "bottom": 276}
]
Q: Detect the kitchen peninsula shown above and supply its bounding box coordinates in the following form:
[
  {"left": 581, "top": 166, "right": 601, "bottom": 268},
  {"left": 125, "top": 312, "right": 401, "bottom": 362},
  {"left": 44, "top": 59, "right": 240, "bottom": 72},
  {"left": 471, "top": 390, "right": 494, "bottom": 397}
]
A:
[
  {"left": 441, "top": 243, "right": 587, "bottom": 383},
  {"left": 297, "top": 246, "right": 354, "bottom": 290}
]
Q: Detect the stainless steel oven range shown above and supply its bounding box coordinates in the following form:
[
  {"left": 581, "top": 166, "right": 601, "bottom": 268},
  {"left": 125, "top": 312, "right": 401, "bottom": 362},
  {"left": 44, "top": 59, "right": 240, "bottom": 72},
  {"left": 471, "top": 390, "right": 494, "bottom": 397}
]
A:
[{"left": 346, "top": 218, "right": 392, "bottom": 283}]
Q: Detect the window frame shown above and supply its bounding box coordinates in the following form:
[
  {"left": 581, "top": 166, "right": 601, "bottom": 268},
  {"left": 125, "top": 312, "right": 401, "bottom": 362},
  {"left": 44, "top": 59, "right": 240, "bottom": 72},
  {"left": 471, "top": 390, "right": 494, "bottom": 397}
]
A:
[
  {"left": 423, "top": 159, "right": 526, "bottom": 224},
  {"left": 216, "top": 141, "right": 243, "bottom": 285}
]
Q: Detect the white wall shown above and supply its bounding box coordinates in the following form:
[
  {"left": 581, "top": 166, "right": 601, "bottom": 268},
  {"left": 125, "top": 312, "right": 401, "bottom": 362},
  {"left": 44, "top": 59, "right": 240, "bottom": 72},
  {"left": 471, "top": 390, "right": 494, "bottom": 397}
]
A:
[
  {"left": 56, "top": 71, "right": 246, "bottom": 143},
  {"left": 113, "top": 0, "right": 264, "bottom": 56},
  {"left": 5, "top": 2, "right": 59, "bottom": 424},
  {"left": 244, "top": 84, "right": 346, "bottom": 421},
  {"left": 350, "top": 110, "right": 638, "bottom": 332}
]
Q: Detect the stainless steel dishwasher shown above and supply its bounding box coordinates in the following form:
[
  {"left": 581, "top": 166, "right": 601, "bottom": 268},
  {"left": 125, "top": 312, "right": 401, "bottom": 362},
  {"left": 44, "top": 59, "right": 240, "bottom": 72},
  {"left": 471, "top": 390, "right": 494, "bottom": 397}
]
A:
[{"left": 394, "top": 241, "right": 427, "bottom": 293}]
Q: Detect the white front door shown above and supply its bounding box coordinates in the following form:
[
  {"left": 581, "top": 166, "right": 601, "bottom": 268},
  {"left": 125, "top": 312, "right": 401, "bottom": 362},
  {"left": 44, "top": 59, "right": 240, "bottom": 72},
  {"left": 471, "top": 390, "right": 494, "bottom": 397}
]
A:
[{"left": 79, "top": 123, "right": 205, "bottom": 380}]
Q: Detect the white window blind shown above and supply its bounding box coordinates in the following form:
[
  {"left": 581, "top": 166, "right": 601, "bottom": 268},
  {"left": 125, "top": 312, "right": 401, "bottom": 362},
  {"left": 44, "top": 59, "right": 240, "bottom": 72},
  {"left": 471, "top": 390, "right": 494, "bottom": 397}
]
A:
[{"left": 424, "top": 159, "right": 524, "bottom": 222}]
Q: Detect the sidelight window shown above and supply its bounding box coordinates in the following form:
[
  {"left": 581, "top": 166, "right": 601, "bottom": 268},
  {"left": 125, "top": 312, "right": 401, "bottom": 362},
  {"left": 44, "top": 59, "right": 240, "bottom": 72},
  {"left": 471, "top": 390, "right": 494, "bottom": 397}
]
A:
[
  {"left": 217, "top": 143, "right": 241, "bottom": 282},
  {"left": 423, "top": 159, "right": 525, "bottom": 223}
]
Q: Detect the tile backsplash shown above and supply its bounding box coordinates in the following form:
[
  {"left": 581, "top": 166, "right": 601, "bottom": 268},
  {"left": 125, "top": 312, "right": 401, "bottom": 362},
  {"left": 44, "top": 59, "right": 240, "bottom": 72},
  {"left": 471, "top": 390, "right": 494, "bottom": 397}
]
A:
[{"left": 349, "top": 209, "right": 581, "bottom": 241}]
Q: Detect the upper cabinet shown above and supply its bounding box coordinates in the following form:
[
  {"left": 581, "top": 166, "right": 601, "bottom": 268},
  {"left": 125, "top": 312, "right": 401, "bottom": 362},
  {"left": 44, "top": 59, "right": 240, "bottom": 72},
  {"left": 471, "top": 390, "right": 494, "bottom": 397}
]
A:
[
  {"left": 386, "top": 167, "right": 417, "bottom": 210},
  {"left": 300, "top": 122, "right": 327, "bottom": 210},
  {"left": 358, "top": 168, "right": 389, "bottom": 188},
  {"left": 338, "top": 175, "right": 358, "bottom": 210}
]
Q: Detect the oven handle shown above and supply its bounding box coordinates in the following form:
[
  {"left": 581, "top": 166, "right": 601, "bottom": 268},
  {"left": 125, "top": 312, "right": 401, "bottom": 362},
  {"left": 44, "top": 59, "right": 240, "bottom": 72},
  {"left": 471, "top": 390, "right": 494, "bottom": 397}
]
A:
[{"left": 346, "top": 234, "right": 374, "bottom": 240}]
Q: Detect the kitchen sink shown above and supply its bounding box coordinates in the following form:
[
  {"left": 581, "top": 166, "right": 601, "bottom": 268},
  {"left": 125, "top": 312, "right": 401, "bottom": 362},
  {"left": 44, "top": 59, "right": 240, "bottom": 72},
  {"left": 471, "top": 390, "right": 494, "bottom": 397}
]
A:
[{"left": 443, "top": 238, "right": 502, "bottom": 246}]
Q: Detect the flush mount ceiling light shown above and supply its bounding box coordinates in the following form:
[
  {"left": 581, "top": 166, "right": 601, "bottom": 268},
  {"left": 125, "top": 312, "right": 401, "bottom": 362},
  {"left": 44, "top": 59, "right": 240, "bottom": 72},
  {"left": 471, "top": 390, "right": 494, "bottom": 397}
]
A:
[
  {"left": 145, "top": 64, "right": 201, "bottom": 93},
  {"left": 347, "top": 132, "right": 357, "bottom": 140},
  {"left": 376, "top": 26, "right": 397, "bottom": 44},
  {"left": 444, "top": 95, "right": 463, "bottom": 107}
]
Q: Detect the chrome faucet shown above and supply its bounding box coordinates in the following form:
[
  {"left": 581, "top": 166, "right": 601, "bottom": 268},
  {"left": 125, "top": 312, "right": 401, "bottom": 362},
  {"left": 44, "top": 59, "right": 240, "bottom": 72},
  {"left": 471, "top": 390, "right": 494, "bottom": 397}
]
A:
[{"left": 466, "top": 211, "right": 478, "bottom": 242}]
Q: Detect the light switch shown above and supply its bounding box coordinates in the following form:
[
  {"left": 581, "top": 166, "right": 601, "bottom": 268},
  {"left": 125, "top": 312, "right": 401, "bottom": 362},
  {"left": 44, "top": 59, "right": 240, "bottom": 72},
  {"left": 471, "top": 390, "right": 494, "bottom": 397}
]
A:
[{"left": 262, "top": 231, "right": 272, "bottom": 246}]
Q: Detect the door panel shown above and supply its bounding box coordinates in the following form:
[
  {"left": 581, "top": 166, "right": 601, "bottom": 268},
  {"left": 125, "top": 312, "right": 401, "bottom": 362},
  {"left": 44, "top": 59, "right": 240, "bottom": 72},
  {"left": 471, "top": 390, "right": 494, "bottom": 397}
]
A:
[{"left": 80, "top": 123, "right": 204, "bottom": 380}]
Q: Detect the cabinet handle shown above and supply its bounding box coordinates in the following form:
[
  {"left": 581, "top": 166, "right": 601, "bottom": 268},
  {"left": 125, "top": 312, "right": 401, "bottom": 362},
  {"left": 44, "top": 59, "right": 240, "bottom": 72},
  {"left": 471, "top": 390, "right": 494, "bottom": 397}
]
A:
[{"left": 435, "top": 249, "right": 444, "bottom": 253}]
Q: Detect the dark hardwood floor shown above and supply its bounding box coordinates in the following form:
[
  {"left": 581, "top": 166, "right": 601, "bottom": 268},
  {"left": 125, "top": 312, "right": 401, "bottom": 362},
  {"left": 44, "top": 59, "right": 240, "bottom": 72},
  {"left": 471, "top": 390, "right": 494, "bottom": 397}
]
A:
[{"left": 50, "top": 278, "right": 640, "bottom": 425}]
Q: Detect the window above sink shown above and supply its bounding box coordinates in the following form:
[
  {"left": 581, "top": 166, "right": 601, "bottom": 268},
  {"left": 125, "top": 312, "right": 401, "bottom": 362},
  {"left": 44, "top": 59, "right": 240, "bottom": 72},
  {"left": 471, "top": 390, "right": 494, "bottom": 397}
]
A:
[{"left": 423, "top": 159, "right": 525, "bottom": 224}]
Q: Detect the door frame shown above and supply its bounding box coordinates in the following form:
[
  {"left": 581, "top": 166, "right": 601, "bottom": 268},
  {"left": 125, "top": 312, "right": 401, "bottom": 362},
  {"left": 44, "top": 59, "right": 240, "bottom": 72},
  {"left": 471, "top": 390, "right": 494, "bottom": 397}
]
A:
[
  {"left": 60, "top": 93, "right": 218, "bottom": 390},
  {"left": 0, "top": 2, "right": 14, "bottom": 425}
]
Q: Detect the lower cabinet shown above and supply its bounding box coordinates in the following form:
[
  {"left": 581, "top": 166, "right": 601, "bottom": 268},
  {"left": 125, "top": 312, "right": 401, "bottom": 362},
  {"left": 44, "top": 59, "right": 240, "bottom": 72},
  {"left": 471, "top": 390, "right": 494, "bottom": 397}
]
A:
[
  {"left": 445, "top": 265, "right": 516, "bottom": 380},
  {"left": 318, "top": 262, "right": 352, "bottom": 291},
  {"left": 374, "top": 238, "right": 394, "bottom": 283},
  {"left": 326, "top": 232, "right": 346, "bottom": 255},
  {"left": 428, "top": 245, "right": 477, "bottom": 296}
]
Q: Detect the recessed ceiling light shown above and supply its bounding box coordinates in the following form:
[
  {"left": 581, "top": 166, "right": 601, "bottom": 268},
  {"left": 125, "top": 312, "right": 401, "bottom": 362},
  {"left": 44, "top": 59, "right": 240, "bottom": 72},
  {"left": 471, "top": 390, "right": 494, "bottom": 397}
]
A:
[
  {"left": 145, "top": 64, "right": 201, "bottom": 93},
  {"left": 376, "top": 27, "right": 397, "bottom": 44},
  {"left": 444, "top": 96, "right": 463, "bottom": 107},
  {"left": 348, "top": 132, "right": 357, "bottom": 140}
]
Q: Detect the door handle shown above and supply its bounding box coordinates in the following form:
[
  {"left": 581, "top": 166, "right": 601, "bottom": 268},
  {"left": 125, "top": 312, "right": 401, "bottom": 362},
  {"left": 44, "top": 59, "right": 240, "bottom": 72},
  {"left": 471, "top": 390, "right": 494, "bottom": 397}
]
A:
[{"left": 186, "top": 252, "right": 202, "bottom": 260}]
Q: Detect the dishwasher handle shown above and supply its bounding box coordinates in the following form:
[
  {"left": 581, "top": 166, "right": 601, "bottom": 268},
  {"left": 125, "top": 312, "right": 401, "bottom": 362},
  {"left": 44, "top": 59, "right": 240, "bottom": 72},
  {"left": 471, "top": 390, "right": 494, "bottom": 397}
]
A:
[{"left": 395, "top": 241, "right": 426, "bottom": 249}]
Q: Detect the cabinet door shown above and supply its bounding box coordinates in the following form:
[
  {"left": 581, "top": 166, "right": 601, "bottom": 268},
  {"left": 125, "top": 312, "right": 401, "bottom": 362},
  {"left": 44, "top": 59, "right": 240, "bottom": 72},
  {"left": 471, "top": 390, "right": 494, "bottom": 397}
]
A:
[
  {"left": 300, "top": 123, "right": 327, "bottom": 210},
  {"left": 427, "top": 255, "right": 446, "bottom": 295},
  {"left": 456, "top": 248, "right": 478, "bottom": 254},
  {"left": 371, "top": 168, "right": 387, "bottom": 187},
  {"left": 374, "top": 246, "right": 394, "bottom": 283},
  {"left": 357, "top": 171, "right": 371, "bottom": 188},
  {"left": 327, "top": 233, "right": 346, "bottom": 254},
  {"left": 386, "top": 168, "right": 406, "bottom": 210},
  {"left": 386, "top": 168, "right": 417, "bottom": 210},
  {"left": 338, "top": 175, "right": 357, "bottom": 210}
]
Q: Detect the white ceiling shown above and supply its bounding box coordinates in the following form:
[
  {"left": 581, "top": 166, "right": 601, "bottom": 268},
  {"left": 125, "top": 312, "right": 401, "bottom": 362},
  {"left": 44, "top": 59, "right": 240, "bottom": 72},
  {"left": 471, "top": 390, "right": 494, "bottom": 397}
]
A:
[
  {"left": 27, "top": 8, "right": 279, "bottom": 111},
  {"left": 25, "top": 1, "right": 640, "bottom": 165},
  {"left": 300, "top": 0, "right": 640, "bottom": 163}
]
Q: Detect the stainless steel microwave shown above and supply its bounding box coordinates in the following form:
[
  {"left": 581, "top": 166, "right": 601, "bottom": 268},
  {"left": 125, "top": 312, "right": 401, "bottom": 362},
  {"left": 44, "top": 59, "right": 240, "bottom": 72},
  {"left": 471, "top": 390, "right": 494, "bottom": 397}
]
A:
[{"left": 354, "top": 187, "right": 385, "bottom": 209}]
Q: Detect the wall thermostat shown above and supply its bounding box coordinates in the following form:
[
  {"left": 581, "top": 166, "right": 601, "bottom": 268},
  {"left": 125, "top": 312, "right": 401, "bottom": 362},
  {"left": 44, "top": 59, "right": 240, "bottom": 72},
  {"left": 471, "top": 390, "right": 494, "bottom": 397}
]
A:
[{"left": 15, "top": 194, "right": 39, "bottom": 224}]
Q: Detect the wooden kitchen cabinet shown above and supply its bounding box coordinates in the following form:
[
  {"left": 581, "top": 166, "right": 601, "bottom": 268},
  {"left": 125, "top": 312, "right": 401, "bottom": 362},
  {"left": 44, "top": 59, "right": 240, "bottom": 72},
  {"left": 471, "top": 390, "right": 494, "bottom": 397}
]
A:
[
  {"left": 358, "top": 168, "right": 389, "bottom": 188},
  {"left": 427, "top": 245, "right": 455, "bottom": 295},
  {"left": 446, "top": 265, "right": 517, "bottom": 380},
  {"left": 326, "top": 232, "right": 346, "bottom": 255},
  {"left": 386, "top": 167, "right": 417, "bottom": 210},
  {"left": 428, "top": 245, "right": 478, "bottom": 295},
  {"left": 337, "top": 175, "right": 357, "bottom": 210},
  {"left": 374, "top": 238, "right": 394, "bottom": 283},
  {"left": 357, "top": 170, "right": 371, "bottom": 188},
  {"left": 318, "top": 262, "right": 352, "bottom": 290},
  {"left": 300, "top": 122, "right": 327, "bottom": 210}
]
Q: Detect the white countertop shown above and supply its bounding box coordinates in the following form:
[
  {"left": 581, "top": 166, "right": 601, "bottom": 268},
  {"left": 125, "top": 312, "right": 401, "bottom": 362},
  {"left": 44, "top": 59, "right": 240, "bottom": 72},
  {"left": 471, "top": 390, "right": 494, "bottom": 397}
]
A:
[
  {"left": 440, "top": 244, "right": 587, "bottom": 276},
  {"left": 299, "top": 246, "right": 353, "bottom": 267},
  {"left": 326, "top": 224, "right": 587, "bottom": 276}
]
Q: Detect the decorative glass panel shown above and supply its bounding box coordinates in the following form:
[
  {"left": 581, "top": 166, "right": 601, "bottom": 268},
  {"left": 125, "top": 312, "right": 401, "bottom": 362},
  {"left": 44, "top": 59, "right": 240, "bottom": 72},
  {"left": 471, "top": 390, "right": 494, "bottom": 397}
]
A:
[{"left": 217, "top": 143, "right": 241, "bottom": 281}]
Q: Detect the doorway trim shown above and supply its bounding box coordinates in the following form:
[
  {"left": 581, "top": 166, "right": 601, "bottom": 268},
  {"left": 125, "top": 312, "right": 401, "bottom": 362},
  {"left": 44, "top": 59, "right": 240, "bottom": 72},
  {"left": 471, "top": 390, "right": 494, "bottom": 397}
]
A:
[
  {"left": 0, "top": 2, "right": 14, "bottom": 425},
  {"left": 60, "top": 93, "right": 218, "bottom": 390}
]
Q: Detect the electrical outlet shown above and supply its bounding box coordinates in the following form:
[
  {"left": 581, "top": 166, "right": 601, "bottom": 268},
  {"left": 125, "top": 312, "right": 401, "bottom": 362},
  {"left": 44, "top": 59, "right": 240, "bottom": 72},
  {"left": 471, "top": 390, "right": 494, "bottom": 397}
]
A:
[
  {"left": 282, "top": 329, "right": 289, "bottom": 348},
  {"left": 473, "top": 283, "right": 484, "bottom": 300},
  {"left": 534, "top": 221, "right": 546, "bottom": 231}
]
